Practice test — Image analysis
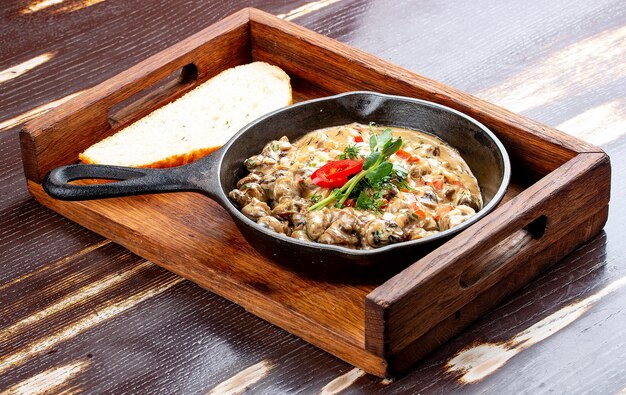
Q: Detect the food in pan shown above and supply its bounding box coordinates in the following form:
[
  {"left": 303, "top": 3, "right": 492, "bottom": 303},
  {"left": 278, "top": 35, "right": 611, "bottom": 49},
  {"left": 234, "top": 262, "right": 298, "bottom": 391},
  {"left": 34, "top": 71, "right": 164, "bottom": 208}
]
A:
[
  {"left": 229, "top": 122, "right": 482, "bottom": 249},
  {"left": 80, "top": 62, "right": 292, "bottom": 168}
]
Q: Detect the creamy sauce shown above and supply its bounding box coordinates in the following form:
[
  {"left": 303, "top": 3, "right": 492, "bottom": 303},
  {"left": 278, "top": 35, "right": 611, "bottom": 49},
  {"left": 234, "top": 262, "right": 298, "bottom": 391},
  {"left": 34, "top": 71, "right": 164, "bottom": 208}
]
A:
[{"left": 229, "top": 123, "right": 482, "bottom": 249}]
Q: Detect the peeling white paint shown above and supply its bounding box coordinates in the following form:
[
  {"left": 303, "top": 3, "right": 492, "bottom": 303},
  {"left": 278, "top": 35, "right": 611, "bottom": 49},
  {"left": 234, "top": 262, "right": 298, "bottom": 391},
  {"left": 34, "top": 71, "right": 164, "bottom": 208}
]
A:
[
  {"left": 277, "top": 0, "right": 342, "bottom": 21},
  {"left": 0, "top": 276, "right": 183, "bottom": 375},
  {"left": 447, "top": 276, "right": 626, "bottom": 383},
  {"left": 207, "top": 360, "right": 274, "bottom": 395},
  {"left": 0, "top": 91, "right": 82, "bottom": 132},
  {"left": 0, "top": 260, "right": 154, "bottom": 342},
  {"left": 556, "top": 99, "right": 626, "bottom": 146},
  {"left": 318, "top": 368, "right": 365, "bottom": 395},
  {"left": 0, "top": 52, "right": 55, "bottom": 84},
  {"left": 477, "top": 26, "right": 626, "bottom": 114},
  {"left": 0, "top": 359, "right": 88, "bottom": 395},
  {"left": 0, "top": 240, "right": 112, "bottom": 293}
]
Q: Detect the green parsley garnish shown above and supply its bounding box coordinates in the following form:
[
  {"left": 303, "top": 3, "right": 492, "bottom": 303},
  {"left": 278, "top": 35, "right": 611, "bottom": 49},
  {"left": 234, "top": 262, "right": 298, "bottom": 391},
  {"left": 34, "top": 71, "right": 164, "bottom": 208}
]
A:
[
  {"left": 309, "top": 194, "right": 322, "bottom": 203},
  {"left": 355, "top": 189, "right": 387, "bottom": 213},
  {"left": 309, "top": 125, "right": 404, "bottom": 211},
  {"left": 339, "top": 144, "right": 361, "bottom": 160}
]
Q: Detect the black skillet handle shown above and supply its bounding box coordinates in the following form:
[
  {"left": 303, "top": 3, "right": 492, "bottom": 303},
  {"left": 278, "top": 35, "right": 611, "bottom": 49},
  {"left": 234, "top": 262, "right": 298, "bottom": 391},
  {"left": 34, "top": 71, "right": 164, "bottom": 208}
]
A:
[{"left": 42, "top": 162, "right": 205, "bottom": 201}]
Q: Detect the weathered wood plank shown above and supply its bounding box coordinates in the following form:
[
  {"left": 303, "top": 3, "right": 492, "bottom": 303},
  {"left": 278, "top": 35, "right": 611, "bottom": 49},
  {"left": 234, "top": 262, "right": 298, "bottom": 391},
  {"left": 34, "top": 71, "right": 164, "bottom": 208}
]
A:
[
  {"left": 17, "top": 8, "right": 588, "bottom": 377},
  {"left": 1, "top": 0, "right": 625, "bottom": 392}
]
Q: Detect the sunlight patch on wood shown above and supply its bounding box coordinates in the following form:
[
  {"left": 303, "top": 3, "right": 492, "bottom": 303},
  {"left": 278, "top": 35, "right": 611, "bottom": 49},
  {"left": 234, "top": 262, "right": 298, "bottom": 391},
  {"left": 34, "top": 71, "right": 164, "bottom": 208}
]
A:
[
  {"left": 0, "top": 91, "right": 82, "bottom": 132},
  {"left": 52, "top": 0, "right": 107, "bottom": 14},
  {"left": 20, "top": 0, "right": 66, "bottom": 14},
  {"left": 476, "top": 26, "right": 626, "bottom": 113},
  {"left": 0, "top": 275, "right": 183, "bottom": 375},
  {"left": 556, "top": 99, "right": 626, "bottom": 146},
  {"left": 0, "top": 52, "right": 55, "bottom": 84},
  {"left": 207, "top": 360, "right": 274, "bottom": 395},
  {"left": 0, "top": 359, "right": 89, "bottom": 395},
  {"left": 318, "top": 368, "right": 365, "bottom": 395},
  {"left": 0, "top": 260, "right": 154, "bottom": 342},
  {"left": 447, "top": 276, "right": 626, "bottom": 383},
  {"left": 277, "top": 0, "right": 342, "bottom": 21},
  {"left": 20, "top": 0, "right": 106, "bottom": 14}
]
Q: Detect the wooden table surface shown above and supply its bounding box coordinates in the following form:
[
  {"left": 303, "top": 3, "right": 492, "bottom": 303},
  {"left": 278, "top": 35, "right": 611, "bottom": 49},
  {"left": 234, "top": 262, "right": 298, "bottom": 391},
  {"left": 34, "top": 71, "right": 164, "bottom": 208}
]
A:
[{"left": 1, "top": 1, "right": 625, "bottom": 393}]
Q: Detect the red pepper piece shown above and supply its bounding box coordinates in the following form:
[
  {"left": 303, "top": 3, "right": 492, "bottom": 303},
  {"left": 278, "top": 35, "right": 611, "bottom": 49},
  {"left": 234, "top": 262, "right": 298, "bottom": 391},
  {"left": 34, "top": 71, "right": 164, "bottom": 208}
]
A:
[
  {"left": 396, "top": 149, "right": 420, "bottom": 163},
  {"left": 431, "top": 175, "right": 445, "bottom": 190},
  {"left": 396, "top": 149, "right": 412, "bottom": 160},
  {"left": 404, "top": 192, "right": 427, "bottom": 219}
]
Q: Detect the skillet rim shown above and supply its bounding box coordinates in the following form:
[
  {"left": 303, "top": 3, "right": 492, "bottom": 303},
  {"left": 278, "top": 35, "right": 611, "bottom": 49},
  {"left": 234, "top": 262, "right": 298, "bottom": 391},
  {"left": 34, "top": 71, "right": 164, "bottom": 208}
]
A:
[{"left": 215, "top": 91, "right": 511, "bottom": 256}]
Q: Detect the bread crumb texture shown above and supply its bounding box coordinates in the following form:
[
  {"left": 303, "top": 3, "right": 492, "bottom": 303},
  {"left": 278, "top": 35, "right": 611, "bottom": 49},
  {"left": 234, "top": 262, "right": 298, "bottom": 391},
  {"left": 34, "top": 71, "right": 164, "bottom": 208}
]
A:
[{"left": 80, "top": 62, "right": 292, "bottom": 167}]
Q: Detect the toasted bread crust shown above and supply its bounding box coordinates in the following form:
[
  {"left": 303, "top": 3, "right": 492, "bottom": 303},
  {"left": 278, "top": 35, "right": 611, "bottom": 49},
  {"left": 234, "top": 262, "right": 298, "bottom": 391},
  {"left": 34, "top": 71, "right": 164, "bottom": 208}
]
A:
[{"left": 79, "top": 146, "right": 221, "bottom": 168}]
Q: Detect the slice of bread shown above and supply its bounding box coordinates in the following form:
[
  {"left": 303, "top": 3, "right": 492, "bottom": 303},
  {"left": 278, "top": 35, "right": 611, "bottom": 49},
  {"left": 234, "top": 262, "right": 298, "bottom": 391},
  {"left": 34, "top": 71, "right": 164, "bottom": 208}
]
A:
[{"left": 79, "top": 62, "right": 292, "bottom": 168}]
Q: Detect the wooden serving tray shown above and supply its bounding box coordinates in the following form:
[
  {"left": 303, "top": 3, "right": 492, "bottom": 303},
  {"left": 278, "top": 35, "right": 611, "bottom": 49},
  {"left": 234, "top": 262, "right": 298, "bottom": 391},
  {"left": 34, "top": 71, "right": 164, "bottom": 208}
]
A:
[{"left": 19, "top": 8, "right": 610, "bottom": 377}]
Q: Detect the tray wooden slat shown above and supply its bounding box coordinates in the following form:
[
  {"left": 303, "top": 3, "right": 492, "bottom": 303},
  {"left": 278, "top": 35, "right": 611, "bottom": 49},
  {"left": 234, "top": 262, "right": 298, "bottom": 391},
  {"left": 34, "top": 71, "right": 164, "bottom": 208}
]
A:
[
  {"left": 365, "top": 152, "right": 610, "bottom": 356},
  {"left": 26, "top": 181, "right": 388, "bottom": 375},
  {"left": 19, "top": 8, "right": 611, "bottom": 377}
]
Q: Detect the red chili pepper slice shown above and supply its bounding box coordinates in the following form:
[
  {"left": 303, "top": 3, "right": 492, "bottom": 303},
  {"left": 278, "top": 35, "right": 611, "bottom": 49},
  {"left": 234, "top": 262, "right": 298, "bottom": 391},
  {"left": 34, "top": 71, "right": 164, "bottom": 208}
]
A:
[
  {"left": 354, "top": 135, "right": 364, "bottom": 143},
  {"left": 311, "top": 159, "right": 364, "bottom": 188}
]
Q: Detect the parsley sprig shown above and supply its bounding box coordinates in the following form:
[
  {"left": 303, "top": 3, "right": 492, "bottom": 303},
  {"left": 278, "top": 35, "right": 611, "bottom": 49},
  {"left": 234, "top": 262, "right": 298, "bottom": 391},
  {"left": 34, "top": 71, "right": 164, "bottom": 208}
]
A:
[
  {"left": 309, "top": 125, "right": 404, "bottom": 211},
  {"left": 339, "top": 144, "right": 361, "bottom": 160},
  {"left": 354, "top": 163, "right": 410, "bottom": 212}
]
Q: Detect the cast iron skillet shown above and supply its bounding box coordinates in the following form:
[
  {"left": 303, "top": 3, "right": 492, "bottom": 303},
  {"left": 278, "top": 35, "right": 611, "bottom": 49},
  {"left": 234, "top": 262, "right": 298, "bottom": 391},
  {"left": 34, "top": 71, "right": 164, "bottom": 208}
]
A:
[{"left": 43, "top": 91, "right": 511, "bottom": 278}]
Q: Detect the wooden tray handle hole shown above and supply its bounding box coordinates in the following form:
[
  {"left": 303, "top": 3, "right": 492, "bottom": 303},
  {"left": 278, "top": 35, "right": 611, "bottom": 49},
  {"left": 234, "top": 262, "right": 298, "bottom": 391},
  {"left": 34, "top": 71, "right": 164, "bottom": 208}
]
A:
[
  {"left": 524, "top": 214, "right": 548, "bottom": 239},
  {"left": 459, "top": 215, "right": 548, "bottom": 289},
  {"left": 108, "top": 63, "right": 199, "bottom": 128}
]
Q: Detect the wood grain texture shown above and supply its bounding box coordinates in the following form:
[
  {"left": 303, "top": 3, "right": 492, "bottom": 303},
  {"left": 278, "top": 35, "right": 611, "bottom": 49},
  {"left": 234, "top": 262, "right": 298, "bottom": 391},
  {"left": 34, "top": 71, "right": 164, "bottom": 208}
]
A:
[
  {"left": 17, "top": 9, "right": 611, "bottom": 378},
  {"left": 391, "top": 203, "right": 609, "bottom": 375},
  {"left": 1, "top": 0, "right": 626, "bottom": 392},
  {"left": 27, "top": 179, "right": 388, "bottom": 376},
  {"left": 366, "top": 153, "right": 610, "bottom": 360},
  {"left": 0, "top": 240, "right": 348, "bottom": 393},
  {"left": 0, "top": 132, "right": 105, "bottom": 283},
  {"left": 249, "top": 9, "right": 603, "bottom": 180},
  {"left": 20, "top": 9, "right": 251, "bottom": 182},
  {"left": 0, "top": 1, "right": 312, "bottom": 131}
]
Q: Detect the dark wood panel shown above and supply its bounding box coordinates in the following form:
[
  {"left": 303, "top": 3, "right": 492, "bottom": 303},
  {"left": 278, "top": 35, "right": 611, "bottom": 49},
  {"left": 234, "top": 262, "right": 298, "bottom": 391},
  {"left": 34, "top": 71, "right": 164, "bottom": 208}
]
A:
[
  {"left": 0, "top": 1, "right": 311, "bottom": 131},
  {"left": 295, "top": 0, "right": 626, "bottom": 128},
  {"left": 0, "top": 240, "right": 354, "bottom": 394},
  {"left": 0, "top": 130, "right": 104, "bottom": 283}
]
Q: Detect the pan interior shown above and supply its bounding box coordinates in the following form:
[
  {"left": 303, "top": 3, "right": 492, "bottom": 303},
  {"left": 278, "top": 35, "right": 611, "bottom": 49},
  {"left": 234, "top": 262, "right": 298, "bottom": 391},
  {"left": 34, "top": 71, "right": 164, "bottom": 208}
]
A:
[{"left": 219, "top": 93, "right": 506, "bottom": 208}]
